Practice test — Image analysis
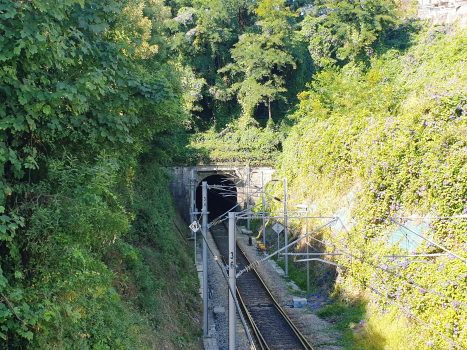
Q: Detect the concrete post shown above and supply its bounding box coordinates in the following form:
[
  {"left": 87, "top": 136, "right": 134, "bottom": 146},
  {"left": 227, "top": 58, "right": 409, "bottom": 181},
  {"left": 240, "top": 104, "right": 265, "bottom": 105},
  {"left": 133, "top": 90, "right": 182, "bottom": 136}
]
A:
[
  {"left": 228, "top": 212, "right": 237, "bottom": 350},
  {"left": 284, "top": 177, "right": 288, "bottom": 278},
  {"left": 202, "top": 181, "right": 209, "bottom": 337}
]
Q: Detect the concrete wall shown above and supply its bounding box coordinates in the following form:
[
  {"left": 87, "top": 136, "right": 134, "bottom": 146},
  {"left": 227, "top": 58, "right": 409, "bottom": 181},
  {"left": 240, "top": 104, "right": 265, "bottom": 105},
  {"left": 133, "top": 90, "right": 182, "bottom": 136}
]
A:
[
  {"left": 167, "top": 165, "right": 276, "bottom": 223},
  {"left": 419, "top": 0, "right": 465, "bottom": 5},
  {"left": 417, "top": 0, "right": 467, "bottom": 26}
]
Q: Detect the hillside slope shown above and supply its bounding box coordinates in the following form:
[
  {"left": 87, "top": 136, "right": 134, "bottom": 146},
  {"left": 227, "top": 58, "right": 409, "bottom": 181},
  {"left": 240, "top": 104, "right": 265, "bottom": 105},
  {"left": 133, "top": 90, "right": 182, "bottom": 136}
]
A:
[{"left": 277, "top": 24, "right": 467, "bottom": 349}]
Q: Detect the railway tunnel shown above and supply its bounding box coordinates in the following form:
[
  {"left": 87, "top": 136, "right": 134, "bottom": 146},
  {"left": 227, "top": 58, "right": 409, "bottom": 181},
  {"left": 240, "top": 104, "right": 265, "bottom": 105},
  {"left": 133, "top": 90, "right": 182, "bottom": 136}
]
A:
[
  {"left": 187, "top": 168, "right": 314, "bottom": 349},
  {"left": 167, "top": 166, "right": 275, "bottom": 224},
  {"left": 195, "top": 174, "right": 238, "bottom": 221}
]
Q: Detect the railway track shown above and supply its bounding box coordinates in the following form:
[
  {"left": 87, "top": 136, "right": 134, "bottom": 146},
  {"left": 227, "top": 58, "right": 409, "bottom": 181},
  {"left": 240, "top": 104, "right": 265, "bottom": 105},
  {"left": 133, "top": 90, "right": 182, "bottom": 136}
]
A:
[{"left": 210, "top": 222, "right": 314, "bottom": 350}]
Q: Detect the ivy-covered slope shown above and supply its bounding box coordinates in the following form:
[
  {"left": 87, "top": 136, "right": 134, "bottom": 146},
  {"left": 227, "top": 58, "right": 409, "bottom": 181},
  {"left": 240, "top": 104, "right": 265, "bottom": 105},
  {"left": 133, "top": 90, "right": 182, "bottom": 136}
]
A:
[{"left": 278, "top": 25, "right": 467, "bottom": 349}]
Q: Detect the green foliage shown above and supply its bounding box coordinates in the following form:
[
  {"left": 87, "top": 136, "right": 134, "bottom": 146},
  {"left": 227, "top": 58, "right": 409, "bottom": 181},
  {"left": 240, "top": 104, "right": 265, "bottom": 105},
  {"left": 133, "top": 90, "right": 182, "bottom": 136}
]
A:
[
  {"left": 0, "top": 153, "right": 200, "bottom": 349},
  {"left": 170, "top": 0, "right": 256, "bottom": 128},
  {"left": 0, "top": 0, "right": 200, "bottom": 349},
  {"left": 317, "top": 301, "right": 366, "bottom": 332},
  {"left": 278, "top": 24, "right": 467, "bottom": 348},
  {"left": 300, "top": 0, "right": 399, "bottom": 67},
  {"left": 170, "top": 0, "right": 311, "bottom": 130},
  {"left": 275, "top": 256, "right": 310, "bottom": 291},
  {"left": 189, "top": 116, "right": 284, "bottom": 165},
  {"left": 1, "top": 155, "right": 137, "bottom": 349},
  {"left": 220, "top": 0, "right": 297, "bottom": 120},
  {"left": 0, "top": 0, "right": 184, "bottom": 207}
]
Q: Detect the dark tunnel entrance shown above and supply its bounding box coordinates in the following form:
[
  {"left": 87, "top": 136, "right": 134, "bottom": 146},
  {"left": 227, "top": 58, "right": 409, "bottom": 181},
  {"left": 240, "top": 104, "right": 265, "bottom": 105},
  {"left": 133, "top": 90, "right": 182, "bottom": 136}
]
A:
[{"left": 196, "top": 175, "right": 238, "bottom": 221}]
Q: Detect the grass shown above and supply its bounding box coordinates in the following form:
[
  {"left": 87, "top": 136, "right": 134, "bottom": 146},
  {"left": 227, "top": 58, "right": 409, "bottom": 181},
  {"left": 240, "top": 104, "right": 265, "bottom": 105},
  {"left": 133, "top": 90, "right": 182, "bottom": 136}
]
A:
[
  {"left": 316, "top": 301, "right": 370, "bottom": 350},
  {"left": 271, "top": 250, "right": 375, "bottom": 349},
  {"left": 274, "top": 255, "right": 336, "bottom": 296}
]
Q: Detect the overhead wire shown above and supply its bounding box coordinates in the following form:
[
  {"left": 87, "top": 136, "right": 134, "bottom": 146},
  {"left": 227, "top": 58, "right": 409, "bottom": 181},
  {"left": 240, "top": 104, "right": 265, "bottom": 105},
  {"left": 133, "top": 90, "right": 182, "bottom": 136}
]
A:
[
  {"left": 196, "top": 176, "right": 467, "bottom": 348},
  {"left": 305, "top": 232, "right": 467, "bottom": 348},
  {"left": 313, "top": 217, "right": 467, "bottom": 345},
  {"left": 307, "top": 233, "right": 467, "bottom": 308},
  {"left": 193, "top": 213, "right": 256, "bottom": 350}
]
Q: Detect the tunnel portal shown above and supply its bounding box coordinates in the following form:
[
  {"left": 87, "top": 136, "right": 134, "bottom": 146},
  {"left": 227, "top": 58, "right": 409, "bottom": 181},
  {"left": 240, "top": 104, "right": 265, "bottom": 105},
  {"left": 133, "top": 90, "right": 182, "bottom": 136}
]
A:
[
  {"left": 196, "top": 175, "right": 238, "bottom": 221},
  {"left": 168, "top": 165, "right": 275, "bottom": 224}
]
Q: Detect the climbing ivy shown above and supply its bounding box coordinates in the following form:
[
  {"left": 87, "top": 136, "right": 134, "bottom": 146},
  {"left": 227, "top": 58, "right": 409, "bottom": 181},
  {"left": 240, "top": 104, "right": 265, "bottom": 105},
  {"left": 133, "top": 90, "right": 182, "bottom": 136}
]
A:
[{"left": 278, "top": 24, "right": 467, "bottom": 349}]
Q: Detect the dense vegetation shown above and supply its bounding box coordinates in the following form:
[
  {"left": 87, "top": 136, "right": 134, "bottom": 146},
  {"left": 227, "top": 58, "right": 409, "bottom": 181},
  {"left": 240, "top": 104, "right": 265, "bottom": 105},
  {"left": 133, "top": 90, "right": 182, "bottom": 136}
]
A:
[
  {"left": 275, "top": 23, "right": 467, "bottom": 350},
  {"left": 0, "top": 1, "right": 200, "bottom": 349},
  {"left": 181, "top": 0, "right": 407, "bottom": 166},
  {"left": 2, "top": 0, "right": 467, "bottom": 349},
  {"left": 173, "top": 0, "right": 467, "bottom": 347},
  {"left": 180, "top": 0, "right": 467, "bottom": 347}
]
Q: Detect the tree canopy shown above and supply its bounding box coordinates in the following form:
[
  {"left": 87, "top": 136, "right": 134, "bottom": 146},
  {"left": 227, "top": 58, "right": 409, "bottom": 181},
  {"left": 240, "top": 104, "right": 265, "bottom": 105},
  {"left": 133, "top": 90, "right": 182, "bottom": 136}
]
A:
[
  {"left": 220, "top": 0, "right": 297, "bottom": 120},
  {"left": 300, "top": 0, "right": 399, "bottom": 66}
]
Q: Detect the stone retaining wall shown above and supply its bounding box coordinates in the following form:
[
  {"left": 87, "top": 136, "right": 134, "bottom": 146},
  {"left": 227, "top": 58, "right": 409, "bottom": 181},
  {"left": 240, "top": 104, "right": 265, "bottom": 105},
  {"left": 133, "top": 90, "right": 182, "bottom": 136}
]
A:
[{"left": 418, "top": 1, "right": 467, "bottom": 26}]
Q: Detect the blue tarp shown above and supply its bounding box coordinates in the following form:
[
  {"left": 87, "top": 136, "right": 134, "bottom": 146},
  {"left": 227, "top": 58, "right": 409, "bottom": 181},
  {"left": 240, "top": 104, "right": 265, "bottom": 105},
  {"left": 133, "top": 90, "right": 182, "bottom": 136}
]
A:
[{"left": 389, "top": 219, "right": 430, "bottom": 251}]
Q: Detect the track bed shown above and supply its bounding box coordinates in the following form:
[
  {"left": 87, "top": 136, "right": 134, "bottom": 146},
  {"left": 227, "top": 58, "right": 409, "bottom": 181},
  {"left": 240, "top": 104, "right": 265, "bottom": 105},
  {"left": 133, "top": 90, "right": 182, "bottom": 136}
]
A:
[{"left": 210, "top": 223, "right": 314, "bottom": 350}]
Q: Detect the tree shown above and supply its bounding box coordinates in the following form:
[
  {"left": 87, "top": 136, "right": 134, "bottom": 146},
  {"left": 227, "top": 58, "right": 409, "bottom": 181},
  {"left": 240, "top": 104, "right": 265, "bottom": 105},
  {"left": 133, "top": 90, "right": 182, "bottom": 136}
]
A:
[
  {"left": 170, "top": 0, "right": 257, "bottom": 128},
  {"left": 220, "top": 0, "right": 296, "bottom": 121},
  {"left": 0, "top": 0, "right": 183, "bottom": 209},
  {"left": 0, "top": 0, "right": 185, "bottom": 346},
  {"left": 300, "top": 0, "right": 399, "bottom": 67}
]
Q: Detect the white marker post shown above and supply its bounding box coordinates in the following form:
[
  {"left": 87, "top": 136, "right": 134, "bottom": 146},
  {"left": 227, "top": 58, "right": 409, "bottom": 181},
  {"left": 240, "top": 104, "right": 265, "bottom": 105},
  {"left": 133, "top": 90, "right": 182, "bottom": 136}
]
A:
[{"left": 228, "top": 212, "right": 237, "bottom": 350}]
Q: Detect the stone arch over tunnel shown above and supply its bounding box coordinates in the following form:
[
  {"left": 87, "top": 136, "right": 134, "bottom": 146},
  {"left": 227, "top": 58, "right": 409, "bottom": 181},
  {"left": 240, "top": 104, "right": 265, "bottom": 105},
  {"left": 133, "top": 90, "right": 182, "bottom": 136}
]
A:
[
  {"left": 196, "top": 175, "right": 238, "bottom": 221},
  {"left": 167, "top": 166, "right": 275, "bottom": 224}
]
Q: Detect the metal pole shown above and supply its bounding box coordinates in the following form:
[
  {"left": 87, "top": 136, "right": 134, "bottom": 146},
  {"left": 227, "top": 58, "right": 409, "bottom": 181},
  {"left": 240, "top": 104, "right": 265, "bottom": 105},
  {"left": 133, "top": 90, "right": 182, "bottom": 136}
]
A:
[
  {"left": 190, "top": 170, "right": 195, "bottom": 234},
  {"left": 195, "top": 207, "right": 198, "bottom": 264},
  {"left": 202, "top": 181, "right": 209, "bottom": 337},
  {"left": 228, "top": 212, "right": 237, "bottom": 350},
  {"left": 306, "top": 210, "right": 309, "bottom": 297},
  {"left": 277, "top": 229, "right": 280, "bottom": 254},
  {"left": 190, "top": 170, "right": 196, "bottom": 262},
  {"left": 262, "top": 171, "right": 266, "bottom": 247},
  {"left": 284, "top": 177, "right": 288, "bottom": 278},
  {"left": 246, "top": 165, "right": 250, "bottom": 230}
]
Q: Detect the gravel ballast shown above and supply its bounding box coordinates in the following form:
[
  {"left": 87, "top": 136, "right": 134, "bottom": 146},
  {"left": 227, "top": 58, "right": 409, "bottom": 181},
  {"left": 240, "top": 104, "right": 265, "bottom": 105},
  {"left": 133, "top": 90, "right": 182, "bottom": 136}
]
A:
[{"left": 197, "top": 227, "right": 344, "bottom": 350}]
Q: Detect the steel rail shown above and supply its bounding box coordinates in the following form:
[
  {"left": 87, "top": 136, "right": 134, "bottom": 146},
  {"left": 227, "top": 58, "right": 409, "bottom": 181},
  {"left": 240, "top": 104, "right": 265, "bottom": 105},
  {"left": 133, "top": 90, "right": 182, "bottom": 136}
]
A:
[
  {"left": 214, "top": 221, "right": 314, "bottom": 350},
  {"left": 213, "top": 225, "right": 269, "bottom": 350},
  {"left": 238, "top": 243, "right": 314, "bottom": 350},
  {"left": 236, "top": 290, "right": 269, "bottom": 350}
]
